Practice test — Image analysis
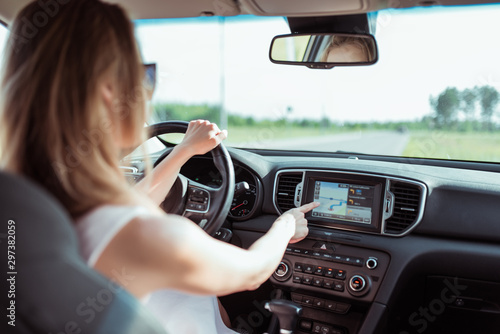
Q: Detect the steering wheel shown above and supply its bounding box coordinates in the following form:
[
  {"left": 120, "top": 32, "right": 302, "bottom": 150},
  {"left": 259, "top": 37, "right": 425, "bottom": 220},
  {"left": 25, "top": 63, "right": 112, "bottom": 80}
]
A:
[{"left": 147, "top": 121, "right": 235, "bottom": 236}]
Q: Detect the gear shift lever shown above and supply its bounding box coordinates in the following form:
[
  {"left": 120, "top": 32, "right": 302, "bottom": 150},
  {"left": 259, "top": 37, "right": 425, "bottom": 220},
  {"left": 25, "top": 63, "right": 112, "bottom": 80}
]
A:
[{"left": 265, "top": 299, "right": 303, "bottom": 334}]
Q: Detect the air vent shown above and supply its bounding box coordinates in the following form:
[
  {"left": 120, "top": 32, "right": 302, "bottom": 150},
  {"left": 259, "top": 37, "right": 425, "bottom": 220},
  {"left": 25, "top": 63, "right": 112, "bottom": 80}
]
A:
[
  {"left": 275, "top": 172, "right": 303, "bottom": 213},
  {"left": 385, "top": 181, "right": 422, "bottom": 235}
]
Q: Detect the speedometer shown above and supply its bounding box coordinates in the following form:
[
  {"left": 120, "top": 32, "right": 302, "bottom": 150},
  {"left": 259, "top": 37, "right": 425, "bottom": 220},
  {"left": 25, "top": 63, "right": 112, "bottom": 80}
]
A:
[{"left": 229, "top": 184, "right": 257, "bottom": 218}]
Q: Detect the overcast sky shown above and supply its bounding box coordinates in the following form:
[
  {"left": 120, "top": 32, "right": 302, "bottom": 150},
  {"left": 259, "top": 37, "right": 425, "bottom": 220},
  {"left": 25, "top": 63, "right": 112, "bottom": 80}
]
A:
[{"left": 1, "top": 4, "right": 500, "bottom": 123}]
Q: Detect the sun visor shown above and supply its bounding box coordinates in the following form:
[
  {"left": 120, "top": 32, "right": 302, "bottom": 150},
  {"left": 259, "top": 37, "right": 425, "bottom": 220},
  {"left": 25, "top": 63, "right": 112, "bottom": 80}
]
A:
[{"left": 240, "top": 0, "right": 369, "bottom": 17}]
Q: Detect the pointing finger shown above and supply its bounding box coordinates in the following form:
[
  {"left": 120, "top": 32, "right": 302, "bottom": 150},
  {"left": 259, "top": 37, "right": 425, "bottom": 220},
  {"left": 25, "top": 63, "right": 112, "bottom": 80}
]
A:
[{"left": 297, "top": 201, "right": 320, "bottom": 213}]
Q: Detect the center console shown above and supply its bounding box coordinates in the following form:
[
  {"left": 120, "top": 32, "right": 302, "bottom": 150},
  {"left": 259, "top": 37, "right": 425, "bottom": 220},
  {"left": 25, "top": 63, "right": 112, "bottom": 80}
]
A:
[
  {"left": 269, "top": 169, "right": 426, "bottom": 333},
  {"left": 270, "top": 239, "right": 390, "bottom": 334}
]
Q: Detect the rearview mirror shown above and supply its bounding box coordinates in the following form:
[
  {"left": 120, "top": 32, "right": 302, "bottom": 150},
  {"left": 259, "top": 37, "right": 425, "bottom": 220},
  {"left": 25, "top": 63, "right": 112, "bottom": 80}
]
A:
[{"left": 269, "top": 33, "right": 378, "bottom": 69}]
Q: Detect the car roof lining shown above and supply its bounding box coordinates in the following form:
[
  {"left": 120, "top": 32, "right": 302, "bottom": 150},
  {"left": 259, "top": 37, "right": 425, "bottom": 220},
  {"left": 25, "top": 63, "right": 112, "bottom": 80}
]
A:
[{"left": 0, "top": 0, "right": 498, "bottom": 26}]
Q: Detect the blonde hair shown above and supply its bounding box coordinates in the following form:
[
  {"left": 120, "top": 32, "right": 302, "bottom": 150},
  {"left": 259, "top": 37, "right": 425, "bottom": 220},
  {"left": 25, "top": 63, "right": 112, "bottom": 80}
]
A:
[
  {"left": 0, "top": 0, "right": 147, "bottom": 218},
  {"left": 320, "top": 35, "right": 373, "bottom": 63}
]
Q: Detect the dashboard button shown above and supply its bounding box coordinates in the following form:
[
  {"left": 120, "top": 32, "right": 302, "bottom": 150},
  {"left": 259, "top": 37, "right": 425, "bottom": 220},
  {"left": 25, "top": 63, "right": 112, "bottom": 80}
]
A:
[
  {"left": 313, "top": 278, "right": 323, "bottom": 287},
  {"left": 325, "top": 301, "right": 337, "bottom": 311},
  {"left": 292, "top": 248, "right": 303, "bottom": 255},
  {"left": 334, "top": 282, "right": 345, "bottom": 292},
  {"left": 294, "top": 263, "right": 304, "bottom": 272},
  {"left": 312, "top": 251, "right": 322, "bottom": 258},
  {"left": 302, "top": 276, "right": 313, "bottom": 285},
  {"left": 333, "top": 255, "right": 344, "bottom": 263},
  {"left": 299, "top": 320, "right": 313, "bottom": 331},
  {"left": 285, "top": 247, "right": 293, "bottom": 254},
  {"left": 313, "top": 299, "right": 325, "bottom": 308},
  {"left": 323, "top": 279, "right": 333, "bottom": 289},
  {"left": 314, "top": 266, "right": 324, "bottom": 275},
  {"left": 303, "top": 296, "right": 313, "bottom": 305},
  {"left": 313, "top": 242, "right": 335, "bottom": 253},
  {"left": 312, "top": 323, "right": 322, "bottom": 334},
  {"left": 304, "top": 265, "right": 314, "bottom": 274},
  {"left": 293, "top": 274, "right": 302, "bottom": 284},
  {"left": 321, "top": 253, "right": 334, "bottom": 261},
  {"left": 353, "top": 258, "right": 364, "bottom": 267},
  {"left": 321, "top": 326, "right": 331, "bottom": 334},
  {"left": 325, "top": 268, "right": 334, "bottom": 277},
  {"left": 335, "top": 270, "right": 346, "bottom": 280}
]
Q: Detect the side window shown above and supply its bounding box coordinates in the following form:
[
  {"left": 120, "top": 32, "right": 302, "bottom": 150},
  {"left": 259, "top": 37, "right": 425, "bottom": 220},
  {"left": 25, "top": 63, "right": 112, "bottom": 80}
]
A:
[{"left": 0, "top": 24, "right": 7, "bottom": 66}]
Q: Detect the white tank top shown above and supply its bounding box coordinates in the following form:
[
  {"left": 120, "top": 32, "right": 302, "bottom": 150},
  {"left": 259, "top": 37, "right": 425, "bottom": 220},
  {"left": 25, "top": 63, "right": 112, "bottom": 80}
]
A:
[{"left": 76, "top": 205, "right": 237, "bottom": 334}]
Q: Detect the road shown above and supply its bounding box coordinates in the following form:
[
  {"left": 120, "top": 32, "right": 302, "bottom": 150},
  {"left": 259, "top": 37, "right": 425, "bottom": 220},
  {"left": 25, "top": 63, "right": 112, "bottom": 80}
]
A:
[{"left": 234, "top": 131, "right": 410, "bottom": 156}]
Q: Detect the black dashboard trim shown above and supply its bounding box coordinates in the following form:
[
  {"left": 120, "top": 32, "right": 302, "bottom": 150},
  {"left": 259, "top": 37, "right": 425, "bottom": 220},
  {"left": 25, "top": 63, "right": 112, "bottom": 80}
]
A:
[
  {"left": 243, "top": 148, "right": 500, "bottom": 173},
  {"left": 273, "top": 168, "right": 427, "bottom": 237}
]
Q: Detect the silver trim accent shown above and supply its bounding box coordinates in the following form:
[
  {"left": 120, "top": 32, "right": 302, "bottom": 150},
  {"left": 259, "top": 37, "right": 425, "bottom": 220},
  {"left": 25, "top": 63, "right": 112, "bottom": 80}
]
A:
[
  {"left": 349, "top": 275, "right": 366, "bottom": 292},
  {"left": 273, "top": 169, "right": 428, "bottom": 237},
  {"left": 294, "top": 182, "right": 303, "bottom": 208},
  {"left": 381, "top": 178, "right": 427, "bottom": 237},
  {"left": 401, "top": 207, "right": 416, "bottom": 212},
  {"left": 275, "top": 262, "right": 289, "bottom": 277},
  {"left": 366, "top": 257, "right": 378, "bottom": 270},
  {"left": 382, "top": 179, "right": 395, "bottom": 222},
  {"left": 273, "top": 170, "right": 305, "bottom": 211}
]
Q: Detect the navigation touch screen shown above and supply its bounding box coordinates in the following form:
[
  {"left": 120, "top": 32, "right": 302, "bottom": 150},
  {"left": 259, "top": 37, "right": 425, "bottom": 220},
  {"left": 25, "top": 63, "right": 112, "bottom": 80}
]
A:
[{"left": 311, "top": 181, "right": 375, "bottom": 224}]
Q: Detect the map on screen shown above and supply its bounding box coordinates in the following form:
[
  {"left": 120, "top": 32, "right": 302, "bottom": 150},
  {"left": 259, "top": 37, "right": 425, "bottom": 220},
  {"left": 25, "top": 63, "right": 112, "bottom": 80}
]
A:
[
  {"left": 311, "top": 181, "right": 373, "bottom": 224},
  {"left": 314, "top": 181, "right": 349, "bottom": 216}
]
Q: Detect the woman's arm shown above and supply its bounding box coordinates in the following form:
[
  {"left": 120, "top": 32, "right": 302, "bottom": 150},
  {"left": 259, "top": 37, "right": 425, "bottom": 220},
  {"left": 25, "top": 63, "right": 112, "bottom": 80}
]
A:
[
  {"left": 135, "top": 120, "right": 227, "bottom": 205},
  {"left": 94, "top": 202, "right": 319, "bottom": 298}
]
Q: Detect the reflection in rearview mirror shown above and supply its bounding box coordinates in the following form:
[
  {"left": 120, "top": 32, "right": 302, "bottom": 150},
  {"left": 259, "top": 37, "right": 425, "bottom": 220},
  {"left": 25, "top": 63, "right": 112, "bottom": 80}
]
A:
[{"left": 269, "top": 33, "right": 378, "bottom": 69}]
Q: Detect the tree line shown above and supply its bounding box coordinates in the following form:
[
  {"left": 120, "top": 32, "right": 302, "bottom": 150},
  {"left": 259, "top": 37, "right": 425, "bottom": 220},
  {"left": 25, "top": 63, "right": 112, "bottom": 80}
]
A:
[
  {"left": 151, "top": 86, "right": 500, "bottom": 133},
  {"left": 430, "top": 85, "right": 499, "bottom": 131}
]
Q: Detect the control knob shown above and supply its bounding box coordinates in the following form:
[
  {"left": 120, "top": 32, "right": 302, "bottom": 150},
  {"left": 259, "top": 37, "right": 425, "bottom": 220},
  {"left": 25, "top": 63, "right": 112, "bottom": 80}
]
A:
[
  {"left": 366, "top": 257, "right": 378, "bottom": 270},
  {"left": 349, "top": 275, "right": 366, "bottom": 292},
  {"left": 275, "top": 262, "right": 289, "bottom": 277},
  {"left": 273, "top": 261, "right": 292, "bottom": 282},
  {"left": 347, "top": 274, "right": 371, "bottom": 297}
]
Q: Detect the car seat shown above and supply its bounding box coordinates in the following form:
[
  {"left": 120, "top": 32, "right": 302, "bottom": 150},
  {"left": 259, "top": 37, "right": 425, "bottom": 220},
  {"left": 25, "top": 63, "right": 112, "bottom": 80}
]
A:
[{"left": 0, "top": 171, "right": 166, "bottom": 334}]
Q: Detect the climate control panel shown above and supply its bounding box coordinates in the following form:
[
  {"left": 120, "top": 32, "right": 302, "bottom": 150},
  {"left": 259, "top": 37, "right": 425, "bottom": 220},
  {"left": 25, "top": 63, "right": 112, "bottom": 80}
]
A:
[{"left": 271, "top": 239, "right": 390, "bottom": 303}]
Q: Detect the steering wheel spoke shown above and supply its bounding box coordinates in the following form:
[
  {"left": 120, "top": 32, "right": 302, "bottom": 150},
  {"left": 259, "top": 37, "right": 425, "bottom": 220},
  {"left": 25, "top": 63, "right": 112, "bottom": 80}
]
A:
[
  {"left": 148, "top": 121, "right": 235, "bottom": 236},
  {"left": 183, "top": 179, "right": 218, "bottom": 227}
]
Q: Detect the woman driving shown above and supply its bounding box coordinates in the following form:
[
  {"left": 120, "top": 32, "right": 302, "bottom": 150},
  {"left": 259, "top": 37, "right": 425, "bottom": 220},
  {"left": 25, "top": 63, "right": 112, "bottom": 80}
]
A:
[{"left": 0, "top": 0, "right": 319, "bottom": 332}]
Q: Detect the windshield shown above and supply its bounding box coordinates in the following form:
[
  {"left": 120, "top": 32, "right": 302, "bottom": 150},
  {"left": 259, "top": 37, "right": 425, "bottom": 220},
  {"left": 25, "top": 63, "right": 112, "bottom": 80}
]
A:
[{"left": 136, "top": 5, "right": 500, "bottom": 163}]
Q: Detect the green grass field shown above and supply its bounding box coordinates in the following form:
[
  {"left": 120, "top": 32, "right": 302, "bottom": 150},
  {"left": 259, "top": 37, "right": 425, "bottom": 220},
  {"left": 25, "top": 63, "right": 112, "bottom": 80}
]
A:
[
  {"left": 228, "top": 128, "right": 500, "bottom": 162},
  {"left": 402, "top": 131, "right": 500, "bottom": 162},
  {"left": 225, "top": 125, "right": 335, "bottom": 145}
]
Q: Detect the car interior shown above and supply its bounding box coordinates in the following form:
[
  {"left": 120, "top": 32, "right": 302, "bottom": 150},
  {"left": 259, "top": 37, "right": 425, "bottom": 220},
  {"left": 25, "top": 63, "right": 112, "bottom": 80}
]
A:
[{"left": 2, "top": 0, "right": 500, "bottom": 334}]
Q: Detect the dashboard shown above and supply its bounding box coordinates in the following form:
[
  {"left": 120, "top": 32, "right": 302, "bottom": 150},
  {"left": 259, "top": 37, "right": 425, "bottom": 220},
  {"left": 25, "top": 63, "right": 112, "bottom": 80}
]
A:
[
  {"left": 177, "top": 156, "right": 263, "bottom": 220},
  {"left": 274, "top": 169, "right": 426, "bottom": 236},
  {"left": 147, "top": 147, "right": 500, "bottom": 334}
]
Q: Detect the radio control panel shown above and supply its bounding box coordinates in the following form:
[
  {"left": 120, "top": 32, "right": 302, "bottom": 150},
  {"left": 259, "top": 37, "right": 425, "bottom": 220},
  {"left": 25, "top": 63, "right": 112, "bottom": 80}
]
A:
[{"left": 271, "top": 239, "right": 390, "bottom": 303}]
